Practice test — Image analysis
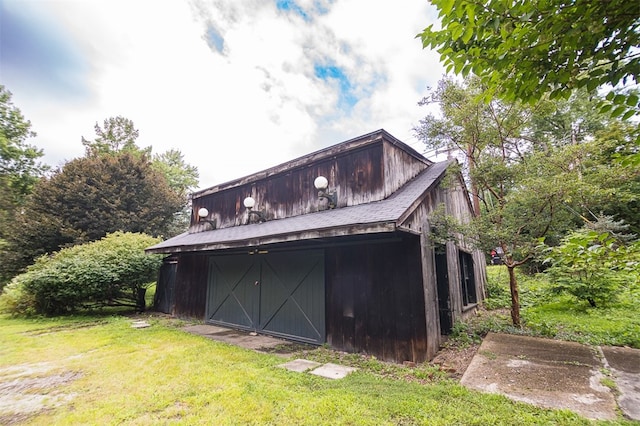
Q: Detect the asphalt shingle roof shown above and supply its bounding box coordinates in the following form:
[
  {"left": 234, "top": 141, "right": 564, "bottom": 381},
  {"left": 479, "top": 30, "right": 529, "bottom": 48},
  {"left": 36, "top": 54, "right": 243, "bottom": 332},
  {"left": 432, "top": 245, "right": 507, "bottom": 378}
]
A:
[{"left": 146, "top": 160, "right": 451, "bottom": 253}]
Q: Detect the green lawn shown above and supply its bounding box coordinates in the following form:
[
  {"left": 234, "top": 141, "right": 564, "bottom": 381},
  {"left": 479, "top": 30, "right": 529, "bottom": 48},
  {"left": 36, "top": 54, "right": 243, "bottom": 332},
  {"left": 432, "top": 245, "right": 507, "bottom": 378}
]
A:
[
  {"left": 2, "top": 267, "right": 638, "bottom": 425},
  {"left": 0, "top": 314, "right": 607, "bottom": 425},
  {"left": 481, "top": 265, "right": 640, "bottom": 348}
]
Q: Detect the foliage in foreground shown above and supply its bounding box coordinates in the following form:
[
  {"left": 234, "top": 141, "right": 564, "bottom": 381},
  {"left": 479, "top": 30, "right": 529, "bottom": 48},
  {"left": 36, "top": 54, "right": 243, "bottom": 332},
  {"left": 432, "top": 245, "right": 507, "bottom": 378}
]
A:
[
  {"left": 0, "top": 232, "right": 163, "bottom": 315},
  {"left": 0, "top": 314, "right": 600, "bottom": 425},
  {"left": 419, "top": 0, "right": 640, "bottom": 119}
]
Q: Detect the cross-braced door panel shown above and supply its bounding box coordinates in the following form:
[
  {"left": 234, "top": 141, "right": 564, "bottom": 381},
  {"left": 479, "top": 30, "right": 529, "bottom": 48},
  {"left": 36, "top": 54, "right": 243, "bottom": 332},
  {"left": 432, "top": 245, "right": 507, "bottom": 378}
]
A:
[
  {"left": 206, "top": 250, "right": 325, "bottom": 344},
  {"left": 207, "top": 256, "right": 260, "bottom": 329},
  {"left": 259, "top": 251, "right": 325, "bottom": 343}
]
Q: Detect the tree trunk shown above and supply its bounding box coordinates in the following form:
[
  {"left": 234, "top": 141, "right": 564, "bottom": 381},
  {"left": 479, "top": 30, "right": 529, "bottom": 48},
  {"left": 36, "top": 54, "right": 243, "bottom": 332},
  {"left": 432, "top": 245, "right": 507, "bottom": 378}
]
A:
[
  {"left": 136, "top": 287, "right": 147, "bottom": 312},
  {"left": 507, "top": 265, "right": 521, "bottom": 327},
  {"left": 467, "top": 144, "right": 481, "bottom": 217}
]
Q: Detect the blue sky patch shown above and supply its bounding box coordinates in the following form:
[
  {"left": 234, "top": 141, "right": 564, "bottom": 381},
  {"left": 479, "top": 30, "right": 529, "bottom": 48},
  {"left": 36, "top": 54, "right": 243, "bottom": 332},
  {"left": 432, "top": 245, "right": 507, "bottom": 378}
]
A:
[
  {"left": 0, "top": 1, "right": 89, "bottom": 98},
  {"left": 204, "top": 25, "right": 224, "bottom": 53},
  {"left": 314, "top": 64, "right": 358, "bottom": 110},
  {"left": 312, "top": 0, "right": 334, "bottom": 15},
  {"left": 276, "top": 0, "right": 310, "bottom": 21}
]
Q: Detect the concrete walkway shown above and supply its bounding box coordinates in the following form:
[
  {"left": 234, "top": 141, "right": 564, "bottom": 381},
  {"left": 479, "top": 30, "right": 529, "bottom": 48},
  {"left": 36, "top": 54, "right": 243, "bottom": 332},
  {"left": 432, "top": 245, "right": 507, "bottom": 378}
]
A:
[
  {"left": 183, "top": 324, "right": 306, "bottom": 354},
  {"left": 461, "top": 332, "right": 640, "bottom": 421}
]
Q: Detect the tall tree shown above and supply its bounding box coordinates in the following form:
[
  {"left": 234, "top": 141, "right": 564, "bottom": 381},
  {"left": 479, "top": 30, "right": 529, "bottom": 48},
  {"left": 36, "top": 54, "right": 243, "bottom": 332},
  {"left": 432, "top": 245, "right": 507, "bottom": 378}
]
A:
[
  {"left": 82, "top": 116, "right": 200, "bottom": 236},
  {"left": 417, "top": 77, "right": 634, "bottom": 326},
  {"left": 152, "top": 149, "right": 199, "bottom": 196},
  {"left": 418, "top": 0, "right": 640, "bottom": 118},
  {"left": 561, "top": 123, "right": 640, "bottom": 235},
  {"left": 81, "top": 116, "right": 147, "bottom": 157},
  {"left": 414, "top": 76, "right": 536, "bottom": 216},
  {"left": 0, "top": 86, "right": 48, "bottom": 238},
  {"left": 2, "top": 152, "right": 184, "bottom": 278},
  {"left": 152, "top": 149, "right": 200, "bottom": 236}
]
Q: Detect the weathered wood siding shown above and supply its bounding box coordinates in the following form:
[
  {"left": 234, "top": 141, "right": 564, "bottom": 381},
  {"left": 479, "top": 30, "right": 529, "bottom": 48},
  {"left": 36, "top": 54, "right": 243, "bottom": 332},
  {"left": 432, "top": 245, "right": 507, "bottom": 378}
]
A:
[
  {"left": 419, "top": 228, "right": 441, "bottom": 360},
  {"left": 325, "top": 234, "right": 428, "bottom": 363},
  {"left": 189, "top": 132, "right": 430, "bottom": 233},
  {"left": 154, "top": 257, "right": 177, "bottom": 314},
  {"left": 190, "top": 145, "right": 387, "bottom": 232},
  {"left": 398, "top": 172, "right": 486, "bottom": 351},
  {"left": 382, "top": 140, "right": 429, "bottom": 197},
  {"left": 443, "top": 179, "right": 486, "bottom": 315},
  {"left": 173, "top": 254, "right": 209, "bottom": 318},
  {"left": 400, "top": 190, "right": 445, "bottom": 359}
]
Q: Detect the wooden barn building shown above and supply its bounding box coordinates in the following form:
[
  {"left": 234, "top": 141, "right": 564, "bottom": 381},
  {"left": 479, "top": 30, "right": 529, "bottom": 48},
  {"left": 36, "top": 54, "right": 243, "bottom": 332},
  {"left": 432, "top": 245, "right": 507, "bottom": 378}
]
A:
[{"left": 147, "top": 130, "right": 486, "bottom": 363}]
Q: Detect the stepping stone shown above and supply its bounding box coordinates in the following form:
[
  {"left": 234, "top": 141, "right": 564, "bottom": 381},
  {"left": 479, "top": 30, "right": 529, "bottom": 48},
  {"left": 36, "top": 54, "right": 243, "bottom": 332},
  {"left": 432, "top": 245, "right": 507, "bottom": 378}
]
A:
[
  {"left": 310, "top": 363, "right": 357, "bottom": 379},
  {"left": 131, "top": 321, "right": 151, "bottom": 329},
  {"left": 278, "top": 359, "right": 322, "bottom": 373}
]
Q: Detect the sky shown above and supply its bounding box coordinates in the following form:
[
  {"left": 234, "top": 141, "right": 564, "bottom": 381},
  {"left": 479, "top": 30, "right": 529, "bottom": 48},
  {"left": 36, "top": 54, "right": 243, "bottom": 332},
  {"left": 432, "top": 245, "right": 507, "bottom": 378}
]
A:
[{"left": 0, "top": 0, "right": 445, "bottom": 190}]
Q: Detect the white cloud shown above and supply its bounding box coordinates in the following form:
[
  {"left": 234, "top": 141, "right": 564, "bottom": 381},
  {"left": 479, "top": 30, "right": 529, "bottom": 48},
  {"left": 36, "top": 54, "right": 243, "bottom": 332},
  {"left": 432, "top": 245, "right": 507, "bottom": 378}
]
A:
[{"left": 2, "top": 0, "right": 442, "bottom": 189}]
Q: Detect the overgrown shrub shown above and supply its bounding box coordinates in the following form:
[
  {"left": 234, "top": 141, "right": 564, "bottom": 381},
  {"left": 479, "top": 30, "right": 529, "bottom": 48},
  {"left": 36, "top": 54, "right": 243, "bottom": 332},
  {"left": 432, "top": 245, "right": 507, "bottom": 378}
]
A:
[
  {"left": 544, "top": 229, "right": 640, "bottom": 308},
  {"left": 0, "top": 232, "right": 163, "bottom": 315},
  {"left": 0, "top": 275, "right": 37, "bottom": 316}
]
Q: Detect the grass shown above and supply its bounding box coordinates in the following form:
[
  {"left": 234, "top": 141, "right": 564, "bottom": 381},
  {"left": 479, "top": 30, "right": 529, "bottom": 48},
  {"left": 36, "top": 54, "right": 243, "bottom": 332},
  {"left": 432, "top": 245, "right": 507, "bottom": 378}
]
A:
[
  {"left": 2, "top": 268, "right": 638, "bottom": 424},
  {"left": 479, "top": 266, "right": 640, "bottom": 348},
  {"left": 0, "top": 314, "right": 609, "bottom": 425}
]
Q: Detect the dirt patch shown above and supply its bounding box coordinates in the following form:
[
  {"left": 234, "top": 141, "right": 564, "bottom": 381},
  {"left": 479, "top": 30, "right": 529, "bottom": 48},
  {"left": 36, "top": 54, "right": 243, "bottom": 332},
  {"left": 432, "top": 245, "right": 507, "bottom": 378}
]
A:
[
  {"left": 430, "top": 342, "right": 481, "bottom": 379},
  {"left": 20, "top": 321, "right": 108, "bottom": 337},
  {"left": 0, "top": 363, "right": 81, "bottom": 425}
]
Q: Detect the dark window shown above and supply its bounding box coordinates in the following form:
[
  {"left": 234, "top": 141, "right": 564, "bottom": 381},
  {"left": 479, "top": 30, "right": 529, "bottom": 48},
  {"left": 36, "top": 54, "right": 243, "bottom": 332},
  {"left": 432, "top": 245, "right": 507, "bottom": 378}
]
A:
[{"left": 458, "top": 251, "right": 477, "bottom": 306}]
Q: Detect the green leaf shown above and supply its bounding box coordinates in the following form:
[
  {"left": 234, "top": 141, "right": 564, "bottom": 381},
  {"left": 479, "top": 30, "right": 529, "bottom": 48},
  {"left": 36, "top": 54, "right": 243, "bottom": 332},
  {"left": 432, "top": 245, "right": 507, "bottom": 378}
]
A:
[
  {"left": 626, "top": 94, "right": 639, "bottom": 107},
  {"left": 599, "top": 103, "right": 613, "bottom": 113},
  {"left": 451, "top": 23, "right": 465, "bottom": 41},
  {"left": 611, "top": 105, "right": 627, "bottom": 118},
  {"left": 622, "top": 110, "right": 637, "bottom": 120},
  {"left": 586, "top": 79, "right": 600, "bottom": 91},
  {"left": 465, "top": 3, "right": 475, "bottom": 23},
  {"left": 462, "top": 26, "right": 474, "bottom": 43},
  {"left": 440, "top": 0, "right": 455, "bottom": 16},
  {"left": 613, "top": 94, "right": 626, "bottom": 105}
]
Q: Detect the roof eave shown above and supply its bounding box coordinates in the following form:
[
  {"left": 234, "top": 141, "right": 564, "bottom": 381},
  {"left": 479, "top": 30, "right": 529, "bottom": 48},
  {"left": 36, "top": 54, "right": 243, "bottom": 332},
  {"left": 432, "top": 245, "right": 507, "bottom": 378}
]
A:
[{"left": 145, "top": 221, "right": 398, "bottom": 254}]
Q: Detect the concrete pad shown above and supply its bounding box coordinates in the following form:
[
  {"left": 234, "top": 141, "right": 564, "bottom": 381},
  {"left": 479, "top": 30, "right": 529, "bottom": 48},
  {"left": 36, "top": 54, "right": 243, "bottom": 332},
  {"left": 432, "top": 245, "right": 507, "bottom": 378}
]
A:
[
  {"left": 182, "top": 324, "right": 300, "bottom": 353},
  {"left": 601, "top": 346, "right": 640, "bottom": 421},
  {"left": 310, "top": 363, "right": 357, "bottom": 380},
  {"left": 461, "top": 332, "right": 617, "bottom": 420},
  {"left": 131, "top": 321, "right": 151, "bottom": 329},
  {"left": 183, "top": 324, "right": 230, "bottom": 336},
  {"left": 278, "top": 359, "right": 322, "bottom": 373}
]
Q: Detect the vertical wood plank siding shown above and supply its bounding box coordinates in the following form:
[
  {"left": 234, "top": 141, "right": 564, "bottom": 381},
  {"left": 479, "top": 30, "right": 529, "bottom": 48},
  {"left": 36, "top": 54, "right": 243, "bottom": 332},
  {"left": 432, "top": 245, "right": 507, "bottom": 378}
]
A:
[
  {"left": 399, "top": 177, "right": 487, "bottom": 352},
  {"left": 325, "top": 234, "right": 428, "bottom": 363},
  {"left": 173, "top": 254, "right": 209, "bottom": 318},
  {"left": 382, "top": 142, "right": 429, "bottom": 197},
  {"left": 190, "top": 139, "right": 428, "bottom": 233},
  {"left": 190, "top": 146, "right": 386, "bottom": 232}
]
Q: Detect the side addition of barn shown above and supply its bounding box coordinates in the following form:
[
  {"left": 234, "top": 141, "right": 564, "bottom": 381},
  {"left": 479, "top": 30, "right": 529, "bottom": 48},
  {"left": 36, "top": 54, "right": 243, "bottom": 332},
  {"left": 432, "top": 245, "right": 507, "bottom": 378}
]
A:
[{"left": 147, "top": 129, "right": 486, "bottom": 363}]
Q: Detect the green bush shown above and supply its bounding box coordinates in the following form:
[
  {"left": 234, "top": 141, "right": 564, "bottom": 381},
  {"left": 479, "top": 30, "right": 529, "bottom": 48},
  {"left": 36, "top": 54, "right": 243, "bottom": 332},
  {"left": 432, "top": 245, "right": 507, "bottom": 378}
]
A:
[
  {"left": 0, "top": 275, "right": 37, "bottom": 316},
  {"left": 544, "top": 229, "right": 639, "bottom": 307},
  {"left": 0, "top": 232, "right": 163, "bottom": 315}
]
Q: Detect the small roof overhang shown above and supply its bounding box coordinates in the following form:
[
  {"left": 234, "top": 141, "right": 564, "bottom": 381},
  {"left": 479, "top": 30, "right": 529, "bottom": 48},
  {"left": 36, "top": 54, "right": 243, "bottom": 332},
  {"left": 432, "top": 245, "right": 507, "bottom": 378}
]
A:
[{"left": 146, "top": 160, "right": 451, "bottom": 254}]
